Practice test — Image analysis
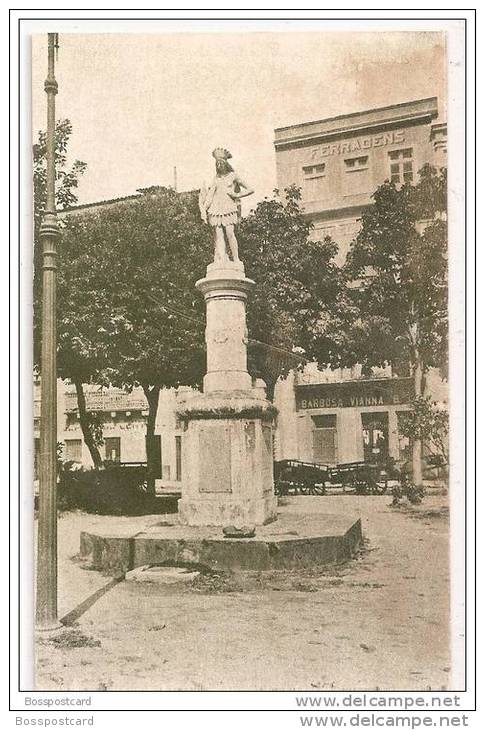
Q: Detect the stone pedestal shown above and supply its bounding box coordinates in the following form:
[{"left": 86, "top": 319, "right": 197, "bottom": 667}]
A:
[
  {"left": 177, "top": 260, "right": 278, "bottom": 526},
  {"left": 200, "top": 259, "right": 253, "bottom": 394}
]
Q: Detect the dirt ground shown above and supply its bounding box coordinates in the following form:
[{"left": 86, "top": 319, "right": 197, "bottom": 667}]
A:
[{"left": 35, "top": 494, "right": 451, "bottom": 691}]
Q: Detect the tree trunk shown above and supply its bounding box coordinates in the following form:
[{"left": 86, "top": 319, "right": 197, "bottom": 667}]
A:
[
  {"left": 412, "top": 359, "right": 423, "bottom": 488},
  {"left": 265, "top": 377, "right": 277, "bottom": 403},
  {"left": 74, "top": 379, "right": 103, "bottom": 469},
  {"left": 143, "top": 385, "right": 161, "bottom": 497}
]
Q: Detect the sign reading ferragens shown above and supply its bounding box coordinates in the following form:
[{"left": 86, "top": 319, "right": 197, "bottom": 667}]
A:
[
  {"left": 309, "top": 130, "right": 405, "bottom": 159},
  {"left": 296, "top": 378, "right": 413, "bottom": 411}
]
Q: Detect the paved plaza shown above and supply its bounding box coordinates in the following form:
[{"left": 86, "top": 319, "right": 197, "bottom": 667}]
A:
[{"left": 35, "top": 494, "right": 451, "bottom": 691}]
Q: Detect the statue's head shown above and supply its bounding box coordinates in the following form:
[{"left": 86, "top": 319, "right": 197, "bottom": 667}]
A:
[{"left": 213, "top": 147, "right": 234, "bottom": 175}]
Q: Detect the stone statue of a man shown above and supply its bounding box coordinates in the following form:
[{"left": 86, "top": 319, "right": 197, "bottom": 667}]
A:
[{"left": 199, "top": 148, "right": 254, "bottom": 263}]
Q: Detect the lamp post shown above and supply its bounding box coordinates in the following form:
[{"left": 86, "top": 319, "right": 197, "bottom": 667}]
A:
[{"left": 36, "top": 33, "right": 61, "bottom": 630}]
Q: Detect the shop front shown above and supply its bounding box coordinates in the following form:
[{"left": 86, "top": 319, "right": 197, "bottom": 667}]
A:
[{"left": 294, "top": 378, "right": 413, "bottom": 465}]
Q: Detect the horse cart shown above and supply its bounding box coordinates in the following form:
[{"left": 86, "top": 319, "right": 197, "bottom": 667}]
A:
[
  {"left": 328, "top": 460, "right": 393, "bottom": 495},
  {"left": 274, "top": 458, "right": 399, "bottom": 496},
  {"left": 274, "top": 459, "right": 330, "bottom": 496}
]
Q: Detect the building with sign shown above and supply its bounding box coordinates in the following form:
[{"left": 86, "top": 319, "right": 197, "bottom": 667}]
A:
[
  {"left": 33, "top": 379, "right": 190, "bottom": 490},
  {"left": 273, "top": 97, "right": 447, "bottom": 466},
  {"left": 274, "top": 369, "right": 418, "bottom": 466},
  {"left": 274, "top": 96, "right": 446, "bottom": 265}
]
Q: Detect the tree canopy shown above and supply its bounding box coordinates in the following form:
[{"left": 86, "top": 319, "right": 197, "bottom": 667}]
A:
[
  {"left": 343, "top": 164, "right": 448, "bottom": 382},
  {"left": 33, "top": 119, "right": 87, "bottom": 368},
  {"left": 239, "top": 186, "right": 346, "bottom": 397},
  {"left": 343, "top": 163, "right": 448, "bottom": 486},
  {"left": 57, "top": 187, "right": 210, "bottom": 477},
  {"left": 58, "top": 187, "right": 210, "bottom": 393}
]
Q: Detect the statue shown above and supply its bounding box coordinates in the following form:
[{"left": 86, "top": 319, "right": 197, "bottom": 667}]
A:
[{"left": 199, "top": 148, "right": 254, "bottom": 263}]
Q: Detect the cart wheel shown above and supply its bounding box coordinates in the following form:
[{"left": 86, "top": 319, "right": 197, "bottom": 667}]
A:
[
  {"left": 353, "top": 480, "right": 368, "bottom": 495},
  {"left": 276, "top": 481, "right": 290, "bottom": 497},
  {"left": 367, "top": 480, "right": 387, "bottom": 495},
  {"left": 375, "top": 482, "right": 388, "bottom": 495},
  {"left": 136, "top": 479, "right": 149, "bottom": 495}
]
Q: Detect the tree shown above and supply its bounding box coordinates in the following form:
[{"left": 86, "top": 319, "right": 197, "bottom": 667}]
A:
[
  {"left": 33, "top": 119, "right": 87, "bottom": 300},
  {"left": 33, "top": 119, "right": 87, "bottom": 230},
  {"left": 398, "top": 396, "right": 449, "bottom": 467},
  {"left": 58, "top": 187, "right": 209, "bottom": 489},
  {"left": 344, "top": 164, "right": 448, "bottom": 486},
  {"left": 32, "top": 120, "right": 104, "bottom": 466},
  {"left": 239, "top": 186, "right": 346, "bottom": 399}
]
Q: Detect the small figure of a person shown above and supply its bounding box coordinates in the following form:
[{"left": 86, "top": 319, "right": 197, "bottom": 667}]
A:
[{"left": 199, "top": 148, "right": 254, "bottom": 263}]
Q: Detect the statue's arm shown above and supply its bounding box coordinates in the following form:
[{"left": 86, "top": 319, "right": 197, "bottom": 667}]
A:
[
  {"left": 205, "top": 181, "right": 217, "bottom": 208},
  {"left": 199, "top": 182, "right": 216, "bottom": 223},
  {"left": 232, "top": 175, "right": 254, "bottom": 199},
  {"left": 198, "top": 186, "right": 207, "bottom": 222}
]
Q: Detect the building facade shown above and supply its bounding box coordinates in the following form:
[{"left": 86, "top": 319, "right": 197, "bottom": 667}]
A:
[
  {"left": 273, "top": 97, "right": 447, "bottom": 466},
  {"left": 275, "top": 97, "right": 446, "bottom": 264},
  {"left": 34, "top": 379, "right": 190, "bottom": 490}
]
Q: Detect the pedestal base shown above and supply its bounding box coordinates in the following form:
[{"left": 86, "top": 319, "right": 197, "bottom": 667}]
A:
[
  {"left": 80, "top": 502, "right": 363, "bottom": 573},
  {"left": 178, "top": 493, "right": 278, "bottom": 527},
  {"left": 177, "top": 392, "right": 278, "bottom": 527}
]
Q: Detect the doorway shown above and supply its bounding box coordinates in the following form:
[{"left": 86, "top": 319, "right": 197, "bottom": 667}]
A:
[
  {"left": 311, "top": 414, "right": 337, "bottom": 464},
  {"left": 104, "top": 437, "right": 121, "bottom": 463},
  {"left": 361, "top": 412, "right": 389, "bottom": 463}
]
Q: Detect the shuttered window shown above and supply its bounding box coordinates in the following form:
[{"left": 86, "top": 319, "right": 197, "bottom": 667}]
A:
[
  {"left": 312, "top": 429, "right": 337, "bottom": 464},
  {"left": 65, "top": 438, "right": 82, "bottom": 462},
  {"left": 312, "top": 415, "right": 337, "bottom": 464}
]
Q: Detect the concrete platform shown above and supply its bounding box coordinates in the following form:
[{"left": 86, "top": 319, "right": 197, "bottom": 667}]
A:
[{"left": 80, "top": 504, "right": 363, "bottom": 574}]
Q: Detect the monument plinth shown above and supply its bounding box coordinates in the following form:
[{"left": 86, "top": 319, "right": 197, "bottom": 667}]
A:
[
  {"left": 177, "top": 260, "right": 278, "bottom": 527},
  {"left": 198, "top": 259, "right": 253, "bottom": 394}
]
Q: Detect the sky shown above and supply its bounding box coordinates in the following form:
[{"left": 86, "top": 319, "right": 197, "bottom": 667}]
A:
[{"left": 31, "top": 31, "right": 446, "bottom": 211}]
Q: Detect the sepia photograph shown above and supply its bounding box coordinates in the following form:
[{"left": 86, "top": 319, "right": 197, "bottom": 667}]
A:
[{"left": 17, "top": 13, "right": 471, "bottom": 707}]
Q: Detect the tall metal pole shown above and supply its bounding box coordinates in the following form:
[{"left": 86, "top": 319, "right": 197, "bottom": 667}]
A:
[{"left": 36, "top": 33, "right": 60, "bottom": 630}]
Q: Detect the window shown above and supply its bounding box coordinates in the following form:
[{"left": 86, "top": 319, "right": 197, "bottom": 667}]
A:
[
  {"left": 303, "top": 163, "right": 326, "bottom": 176},
  {"left": 104, "top": 437, "right": 121, "bottom": 463},
  {"left": 388, "top": 148, "right": 414, "bottom": 184},
  {"left": 312, "top": 414, "right": 337, "bottom": 464},
  {"left": 302, "top": 163, "right": 327, "bottom": 201},
  {"left": 311, "top": 414, "right": 337, "bottom": 429},
  {"left": 343, "top": 156, "right": 369, "bottom": 196},
  {"left": 65, "top": 438, "right": 82, "bottom": 462},
  {"left": 344, "top": 156, "right": 368, "bottom": 171}
]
